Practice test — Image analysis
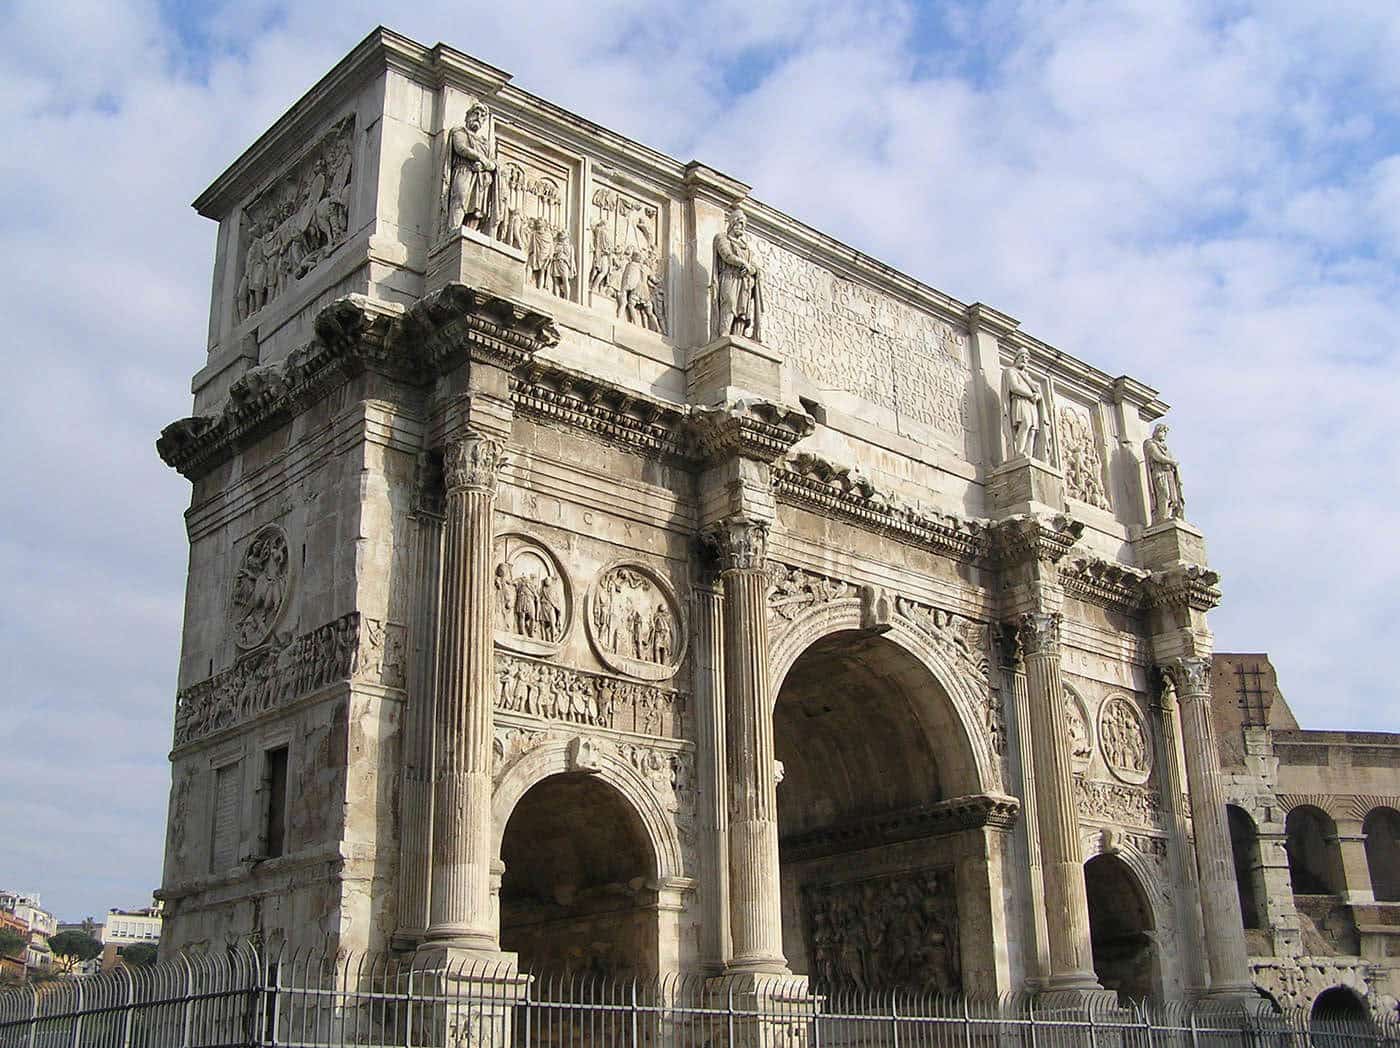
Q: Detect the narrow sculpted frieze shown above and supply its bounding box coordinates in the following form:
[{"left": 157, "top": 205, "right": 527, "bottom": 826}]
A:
[
  {"left": 495, "top": 652, "right": 686, "bottom": 738},
  {"left": 237, "top": 115, "right": 354, "bottom": 323},
  {"left": 1075, "top": 776, "right": 1163, "bottom": 827},
  {"left": 173, "top": 611, "right": 404, "bottom": 747}
]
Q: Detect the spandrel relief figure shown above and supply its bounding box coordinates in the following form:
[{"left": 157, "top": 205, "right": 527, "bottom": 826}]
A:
[
  {"left": 1003, "top": 347, "right": 1044, "bottom": 459},
  {"left": 1143, "top": 423, "right": 1186, "bottom": 523},
  {"left": 442, "top": 100, "right": 500, "bottom": 237},
  {"left": 713, "top": 208, "right": 763, "bottom": 341}
]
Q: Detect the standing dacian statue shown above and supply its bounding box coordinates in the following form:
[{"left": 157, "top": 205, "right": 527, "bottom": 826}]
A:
[
  {"left": 713, "top": 208, "right": 763, "bottom": 341},
  {"left": 1003, "top": 347, "right": 1044, "bottom": 459},
  {"left": 442, "top": 99, "right": 500, "bottom": 236},
  {"left": 1143, "top": 423, "right": 1186, "bottom": 523}
]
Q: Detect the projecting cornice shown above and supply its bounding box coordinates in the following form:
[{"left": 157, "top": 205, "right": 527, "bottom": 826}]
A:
[
  {"left": 157, "top": 285, "right": 559, "bottom": 480},
  {"left": 1060, "top": 555, "right": 1151, "bottom": 616},
  {"left": 989, "top": 513, "right": 1085, "bottom": 567},
  {"left": 779, "top": 793, "right": 1020, "bottom": 861},
  {"left": 1142, "top": 563, "right": 1222, "bottom": 612},
  {"left": 771, "top": 452, "right": 990, "bottom": 564},
  {"left": 689, "top": 399, "right": 815, "bottom": 465}
]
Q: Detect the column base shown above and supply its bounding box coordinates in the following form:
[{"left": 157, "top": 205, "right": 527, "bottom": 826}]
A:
[
  {"left": 707, "top": 972, "right": 818, "bottom": 1048},
  {"left": 722, "top": 956, "right": 792, "bottom": 977},
  {"left": 1189, "top": 983, "right": 1271, "bottom": 1014},
  {"left": 411, "top": 945, "right": 530, "bottom": 1048}
]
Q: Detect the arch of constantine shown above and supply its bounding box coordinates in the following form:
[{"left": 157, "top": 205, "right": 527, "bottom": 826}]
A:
[{"left": 152, "top": 26, "right": 1389, "bottom": 1015}]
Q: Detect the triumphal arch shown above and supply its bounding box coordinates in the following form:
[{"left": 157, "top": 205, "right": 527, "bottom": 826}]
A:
[{"left": 155, "top": 27, "right": 1253, "bottom": 1006}]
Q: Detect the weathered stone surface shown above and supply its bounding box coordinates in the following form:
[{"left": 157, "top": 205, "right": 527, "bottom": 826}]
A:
[{"left": 154, "top": 26, "right": 1396, "bottom": 1017}]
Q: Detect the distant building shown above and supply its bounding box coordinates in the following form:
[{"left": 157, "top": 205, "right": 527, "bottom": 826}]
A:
[
  {"left": 101, "top": 906, "right": 162, "bottom": 949},
  {"left": 1213, "top": 654, "right": 1400, "bottom": 1021},
  {"left": 0, "top": 910, "right": 28, "bottom": 981},
  {"left": 0, "top": 891, "right": 56, "bottom": 972}
]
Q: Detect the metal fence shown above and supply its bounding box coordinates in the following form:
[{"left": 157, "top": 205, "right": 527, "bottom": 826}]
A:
[{"left": 1, "top": 945, "right": 1395, "bottom": 1048}]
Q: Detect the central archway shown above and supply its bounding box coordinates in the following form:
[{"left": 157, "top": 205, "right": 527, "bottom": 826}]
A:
[
  {"left": 498, "top": 772, "right": 659, "bottom": 976},
  {"left": 1084, "top": 853, "right": 1158, "bottom": 1004},
  {"left": 770, "top": 620, "right": 1000, "bottom": 994}
]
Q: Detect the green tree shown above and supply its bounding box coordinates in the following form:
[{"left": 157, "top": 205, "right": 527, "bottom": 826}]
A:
[
  {"left": 0, "top": 928, "right": 26, "bottom": 959},
  {"left": 119, "top": 943, "right": 158, "bottom": 967},
  {"left": 47, "top": 930, "right": 102, "bottom": 971}
]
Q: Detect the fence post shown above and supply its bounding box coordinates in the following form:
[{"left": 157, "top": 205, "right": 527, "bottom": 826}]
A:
[
  {"left": 963, "top": 994, "right": 973, "bottom": 1048},
  {"left": 892, "top": 996, "right": 900, "bottom": 1048},
  {"left": 631, "top": 977, "right": 640, "bottom": 1048},
  {"left": 727, "top": 978, "right": 736, "bottom": 1048},
  {"left": 1188, "top": 1009, "right": 1199, "bottom": 1048},
  {"left": 120, "top": 966, "right": 135, "bottom": 1048},
  {"left": 181, "top": 956, "right": 194, "bottom": 1048},
  {"left": 1027, "top": 995, "right": 1037, "bottom": 1048},
  {"left": 68, "top": 977, "right": 82, "bottom": 1048},
  {"left": 26, "top": 984, "right": 38, "bottom": 1048}
]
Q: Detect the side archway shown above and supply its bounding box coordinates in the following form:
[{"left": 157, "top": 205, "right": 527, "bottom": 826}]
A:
[
  {"left": 492, "top": 741, "right": 688, "bottom": 975},
  {"left": 1084, "top": 852, "right": 1160, "bottom": 1004}
]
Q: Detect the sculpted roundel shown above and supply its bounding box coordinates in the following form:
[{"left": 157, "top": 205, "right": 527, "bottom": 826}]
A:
[
  {"left": 1064, "top": 686, "right": 1093, "bottom": 770},
  {"left": 231, "top": 523, "right": 292, "bottom": 650},
  {"left": 493, "top": 533, "right": 572, "bottom": 657},
  {"left": 586, "top": 560, "right": 686, "bottom": 682},
  {"left": 1098, "top": 694, "right": 1152, "bottom": 785}
]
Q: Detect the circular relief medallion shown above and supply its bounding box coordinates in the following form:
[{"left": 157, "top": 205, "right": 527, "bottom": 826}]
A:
[
  {"left": 586, "top": 560, "right": 686, "bottom": 681},
  {"left": 493, "top": 534, "right": 572, "bottom": 657},
  {"left": 1064, "top": 686, "right": 1094, "bottom": 770},
  {"left": 230, "top": 523, "right": 291, "bottom": 650},
  {"left": 1098, "top": 694, "right": 1152, "bottom": 785}
]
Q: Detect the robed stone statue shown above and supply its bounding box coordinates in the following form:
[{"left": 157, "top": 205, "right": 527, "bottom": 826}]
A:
[
  {"left": 442, "top": 99, "right": 500, "bottom": 237},
  {"left": 1143, "top": 423, "right": 1186, "bottom": 523},
  {"left": 1003, "top": 347, "right": 1044, "bottom": 459},
  {"left": 713, "top": 208, "right": 763, "bottom": 341}
]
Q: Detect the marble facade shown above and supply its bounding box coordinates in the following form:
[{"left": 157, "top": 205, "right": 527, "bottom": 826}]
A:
[{"left": 157, "top": 26, "right": 1278, "bottom": 1010}]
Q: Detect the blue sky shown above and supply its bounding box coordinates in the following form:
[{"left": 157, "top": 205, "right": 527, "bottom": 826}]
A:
[{"left": 2, "top": 0, "right": 1399, "bottom": 921}]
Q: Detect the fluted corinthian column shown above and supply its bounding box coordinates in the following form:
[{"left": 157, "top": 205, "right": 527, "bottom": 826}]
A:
[
  {"left": 1149, "top": 676, "right": 1207, "bottom": 993},
  {"left": 706, "top": 516, "right": 786, "bottom": 974},
  {"left": 1000, "top": 632, "right": 1050, "bottom": 981},
  {"left": 426, "top": 432, "right": 507, "bottom": 950},
  {"left": 1017, "top": 611, "right": 1098, "bottom": 991},
  {"left": 1164, "top": 656, "right": 1253, "bottom": 995},
  {"left": 396, "top": 456, "right": 446, "bottom": 946},
  {"left": 694, "top": 584, "right": 733, "bottom": 972}
]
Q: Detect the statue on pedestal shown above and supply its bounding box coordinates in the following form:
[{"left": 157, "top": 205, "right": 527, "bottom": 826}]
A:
[
  {"left": 1003, "top": 347, "right": 1044, "bottom": 459},
  {"left": 713, "top": 208, "right": 763, "bottom": 341},
  {"left": 1143, "top": 423, "right": 1186, "bottom": 523},
  {"left": 442, "top": 99, "right": 500, "bottom": 237}
]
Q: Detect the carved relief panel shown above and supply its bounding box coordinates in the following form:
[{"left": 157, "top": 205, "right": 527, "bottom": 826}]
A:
[
  {"left": 236, "top": 116, "right": 354, "bottom": 323},
  {"left": 1064, "top": 685, "right": 1094, "bottom": 770},
  {"left": 493, "top": 533, "right": 573, "bottom": 657},
  {"left": 1097, "top": 694, "right": 1152, "bottom": 785},
  {"left": 748, "top": 237, "right": 972, "bottom": 450},
  {"left": 802, "top": 868, "right": 960, "bottom": 994},
  {"left": 230, "top": 524, "right": 292, "bottom": 649},
  {"left": 495, "top": 136, "right": 577, "bottom": 300},
  {"left": 587, "top": 182, "right": 668, "bottom": 335},
  {"left": 1055, "top": 399, "right": 1111, "bottom": 510},
  {"left": 586, "top": 561, "right": 686, "bottom": 681},
  {"left": 495, "top": 653, "right": 685, "bottom": 738}
]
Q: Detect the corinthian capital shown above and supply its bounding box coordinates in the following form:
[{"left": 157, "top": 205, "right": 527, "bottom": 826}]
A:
[
  {"left": 1161, "top": 656, "right": 1212, "bottom": 699},
  {"left": 703, "top": 516, "right": 769, "bottom": 572},
  {"left": 1016, "top": 611, "right": 1063, "bottom": 657},
  {"left": 443, "top": 432, "right": 508, "bottom": 493}
]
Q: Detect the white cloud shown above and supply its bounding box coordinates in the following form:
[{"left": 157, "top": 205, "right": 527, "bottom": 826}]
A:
[{"left": 3, "top": 0, "right": 1399, "bottom": 919}]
